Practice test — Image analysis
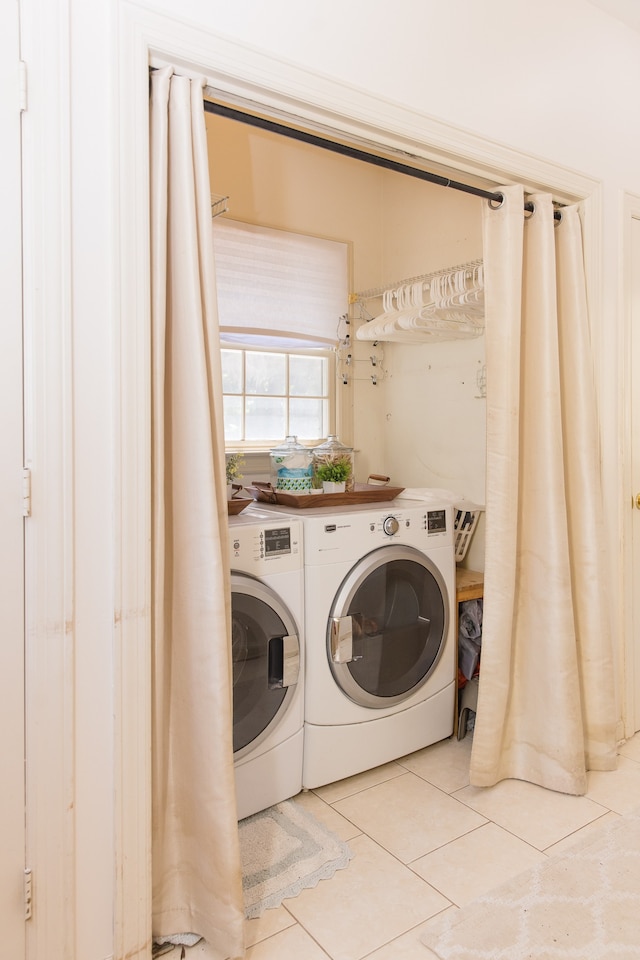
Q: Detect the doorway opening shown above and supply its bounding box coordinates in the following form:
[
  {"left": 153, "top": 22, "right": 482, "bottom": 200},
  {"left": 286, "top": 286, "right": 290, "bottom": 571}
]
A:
[{"left": 117, "top": 19, "right": 605, "bottom": 954}]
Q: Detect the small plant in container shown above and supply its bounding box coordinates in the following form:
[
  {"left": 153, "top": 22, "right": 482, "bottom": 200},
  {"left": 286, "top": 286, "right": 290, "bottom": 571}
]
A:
[
  {"left": 225, "top": 451, "right": 245, "bottom": 498},
  {"left": 316, "top": 458, "right": 351, "bottom": 493}
]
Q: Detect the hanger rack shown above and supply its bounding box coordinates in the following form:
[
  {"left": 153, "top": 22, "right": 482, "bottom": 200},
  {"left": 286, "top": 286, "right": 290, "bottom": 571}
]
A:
[
  {"left": 336, "top": 318, "right": 386, "bottom": 386},
  {"left": 350, "top": 258, "right": 483, "bottom": 303},
  {"left": 211, "top": 193, "right": 229, "bottom": 219}
]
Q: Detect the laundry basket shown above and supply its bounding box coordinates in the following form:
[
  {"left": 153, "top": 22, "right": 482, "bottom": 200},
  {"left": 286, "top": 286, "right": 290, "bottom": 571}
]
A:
[{"left": 453, "top": 503, "right": 484, "bottom": 562}]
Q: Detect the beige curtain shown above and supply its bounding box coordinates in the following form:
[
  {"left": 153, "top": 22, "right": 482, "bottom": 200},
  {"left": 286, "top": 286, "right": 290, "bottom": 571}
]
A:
[
  {"left": 470, "top": 185, "right": 617, "bottom": 795},
  {"left": 150, "top": 66, "right": 245, "bottom": 956}
]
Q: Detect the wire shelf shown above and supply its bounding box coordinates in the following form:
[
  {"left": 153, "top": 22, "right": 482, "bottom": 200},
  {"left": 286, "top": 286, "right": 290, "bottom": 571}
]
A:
[{"left": 351, "top": 258, "right": 483, "bottom": 303}]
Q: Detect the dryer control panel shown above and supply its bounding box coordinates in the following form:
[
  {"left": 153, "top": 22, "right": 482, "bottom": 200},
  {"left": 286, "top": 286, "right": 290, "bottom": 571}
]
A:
[
  {"left": 229, "top": 519, "right": 303, "bottom": 575},
  {"left": 426, "top": 508, "right": 447, "bottom": 535},
  {"left": 301, "top": 502, "right": 452, "bottom": 564},
  {"left": 381, "top": 509, "right": 445, "bottom": 537}
]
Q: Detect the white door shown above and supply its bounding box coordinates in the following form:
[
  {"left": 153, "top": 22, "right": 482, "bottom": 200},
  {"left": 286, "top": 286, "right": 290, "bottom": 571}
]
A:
[
  {"left": 0, "top": 0, "right": 27, "bottom": 952},
  {"left": 631, "top": 214, "right": 640, "bottom": 734}
]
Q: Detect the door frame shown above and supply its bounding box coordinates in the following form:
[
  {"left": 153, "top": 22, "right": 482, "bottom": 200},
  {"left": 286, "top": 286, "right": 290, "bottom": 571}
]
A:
[
  {"left": 621, "top": 192, "right": 640, "bottom": 737},
  {"left": 0, "top": 0, "right": 26, "bottom": 953},
  {"left": 116, "top": 5, "right": 606, "bottom": 956}
]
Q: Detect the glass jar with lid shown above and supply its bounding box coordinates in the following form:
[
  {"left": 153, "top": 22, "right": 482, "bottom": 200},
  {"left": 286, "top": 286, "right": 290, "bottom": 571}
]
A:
[
  {"left": 269, "top": 435, "right": 313, "bottom": 492},
  {"left": 312, "top": 435, "right": 355, "bottom": 493}
]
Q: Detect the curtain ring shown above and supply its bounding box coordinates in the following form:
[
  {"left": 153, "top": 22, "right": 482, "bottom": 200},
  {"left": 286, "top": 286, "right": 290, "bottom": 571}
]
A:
[
  {"left": 524, "top": 201, "right": 535, "bottom": 219},
  {"left": 488, "top": 193, "right": 504, "bottom": 210},
  {"left": 554, "top": 209, "right": 563, "bottom": 227}
]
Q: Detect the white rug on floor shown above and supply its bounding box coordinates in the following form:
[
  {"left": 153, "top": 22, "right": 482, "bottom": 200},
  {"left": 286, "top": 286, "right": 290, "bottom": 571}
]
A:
[
  {"left": 421, "top": 806, "right": 640, "bottom": 959},
  {"left": 239, "top": 799, "right": 353, "bottom": 919}
]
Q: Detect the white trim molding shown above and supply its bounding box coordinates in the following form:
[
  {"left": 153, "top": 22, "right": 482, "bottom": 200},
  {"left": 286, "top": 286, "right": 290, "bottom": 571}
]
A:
[
  {"left": 21, "top": 1, "right": 77, "bottom": 956},
  {"left": 621, "top": 191, "right": 640, "bottom": 739}
]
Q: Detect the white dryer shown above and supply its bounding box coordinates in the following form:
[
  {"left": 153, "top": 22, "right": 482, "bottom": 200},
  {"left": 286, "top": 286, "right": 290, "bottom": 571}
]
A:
[
  {"left": 260, "top": 498, "right": 455, "bottom": 788},
  {"left": 228, "top": 507, "right": 304, "bottom": 819}
]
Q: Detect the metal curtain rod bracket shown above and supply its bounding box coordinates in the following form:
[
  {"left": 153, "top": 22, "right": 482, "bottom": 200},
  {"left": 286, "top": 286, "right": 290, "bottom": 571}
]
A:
[{"left": 202, "top": 98, "right": 563, "bottom": 220}]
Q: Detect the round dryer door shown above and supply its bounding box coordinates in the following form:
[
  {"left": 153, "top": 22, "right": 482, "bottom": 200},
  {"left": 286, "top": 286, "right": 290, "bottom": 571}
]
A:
[
  {"left": 327, "top": 545, "right": 449, "bottom": 707},
  {"left": 231, "top": 572, "right": 300, "bottom": 758}
]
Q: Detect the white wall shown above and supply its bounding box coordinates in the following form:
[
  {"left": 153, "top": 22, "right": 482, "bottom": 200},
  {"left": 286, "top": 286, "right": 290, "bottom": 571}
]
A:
[
  {"left": 376, "top": 178, "right": 485, "bottom": 556},
  {"left": 14, "top": 0, "right": 640, "bottom": 957},
  {"left": 178, "top": 0, "right": 640, "bottom": 180}
]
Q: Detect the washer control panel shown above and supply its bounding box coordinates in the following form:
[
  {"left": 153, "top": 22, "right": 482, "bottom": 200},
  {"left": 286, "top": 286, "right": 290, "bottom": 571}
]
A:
[
  {"left": 229, "top": 518, "right": 302, "bottom": 574},
  {"left": 382, "top": 515, "right": 399, "bottom": 536},
  {"left": 262, "top": 526, "right": 292, "bottom": 557}
]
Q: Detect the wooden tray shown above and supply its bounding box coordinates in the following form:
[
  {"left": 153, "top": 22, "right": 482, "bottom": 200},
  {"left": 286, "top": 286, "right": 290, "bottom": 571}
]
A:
[
  {"left": 246, "top": 481, "right": 404, "bottom": 509},
  {"left": 227, "top": 497, "right": 253, "bottom": 515}
]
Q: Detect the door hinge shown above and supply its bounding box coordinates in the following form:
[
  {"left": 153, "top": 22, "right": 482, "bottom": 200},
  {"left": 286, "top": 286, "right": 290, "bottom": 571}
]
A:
[
  {"left": 22, "top": 468, "right": 31, "bottom": 517},
  {"left": 24, "top": 868, "right": 33, "bottom": 920},
  {"left": 19, "top": 61, "right": 27, "bottom": 112}
]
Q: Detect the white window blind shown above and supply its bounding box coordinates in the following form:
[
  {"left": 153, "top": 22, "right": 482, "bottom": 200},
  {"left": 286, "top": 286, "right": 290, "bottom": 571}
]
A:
[{"left": 212, "top": 219, "right": 348, "bottom": 348}]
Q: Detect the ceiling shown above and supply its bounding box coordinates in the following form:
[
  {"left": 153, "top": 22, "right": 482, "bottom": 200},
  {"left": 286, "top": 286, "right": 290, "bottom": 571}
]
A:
[{"left": 586, "top": 0, "right": 640, "bottom": 32}]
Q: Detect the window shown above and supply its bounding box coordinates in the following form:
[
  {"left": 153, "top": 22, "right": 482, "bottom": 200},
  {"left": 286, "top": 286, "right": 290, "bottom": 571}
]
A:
[
  {"left": 213, "top": 218, "right": 349, "bottom": 447},
  {"left": 221, "top": 346, "right": 333, "bottom": 445}
]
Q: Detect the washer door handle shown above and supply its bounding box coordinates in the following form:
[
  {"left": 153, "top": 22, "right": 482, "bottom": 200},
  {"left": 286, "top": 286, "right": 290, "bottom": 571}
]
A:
[
  {"left": 268, "top": 634, "right": 299, "bottom": 688},
  {"left": 330, "top": 615, "right": 365, "bottom": 663}
]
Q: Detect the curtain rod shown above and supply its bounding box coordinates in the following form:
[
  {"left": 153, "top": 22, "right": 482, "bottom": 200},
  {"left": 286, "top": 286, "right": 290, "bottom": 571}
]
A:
[{"left": 203, "top": 99, "right": 562, "bottom": 221}]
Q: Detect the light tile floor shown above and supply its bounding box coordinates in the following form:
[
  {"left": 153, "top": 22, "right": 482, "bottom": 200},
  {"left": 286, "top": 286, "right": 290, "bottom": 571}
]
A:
[{"left": 188, "top": 730, "right": 640, "bottom": 960}]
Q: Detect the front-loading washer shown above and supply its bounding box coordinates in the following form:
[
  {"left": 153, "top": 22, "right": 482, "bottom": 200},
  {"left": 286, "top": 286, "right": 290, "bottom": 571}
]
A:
[
  {"left": 228, "top": 507, "right": 304, "bottom": 819},
  {"left": 257, "top": 498, "right": 456, "bottom": 788}
]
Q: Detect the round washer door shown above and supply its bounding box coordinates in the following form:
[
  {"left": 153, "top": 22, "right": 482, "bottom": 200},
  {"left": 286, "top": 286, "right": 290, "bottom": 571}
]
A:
[
  {"left": 231, "top": 572, "right": 300, "bottom": 759},
  {"left": 327, "top": 545, "right": 449, "bottom": 708}
]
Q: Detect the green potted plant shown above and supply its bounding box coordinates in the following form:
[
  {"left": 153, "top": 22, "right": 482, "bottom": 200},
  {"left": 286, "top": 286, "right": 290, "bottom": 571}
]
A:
[
  {"left": 225, "top": 451, "right": 245, "bottom": 498},
  {"left": 315, "top": 458, "right": 350, "bottom": 494}
]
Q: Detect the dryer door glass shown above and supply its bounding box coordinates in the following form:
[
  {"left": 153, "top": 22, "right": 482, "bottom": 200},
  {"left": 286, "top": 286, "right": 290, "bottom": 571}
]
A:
[
  {"left": 328, "top": 546, "right": 448, "bottom": 707},
  {"left": 231, "top": 589, "right": 298, "bottom": 753}
]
